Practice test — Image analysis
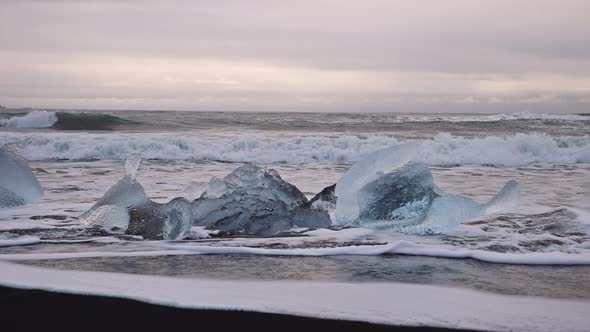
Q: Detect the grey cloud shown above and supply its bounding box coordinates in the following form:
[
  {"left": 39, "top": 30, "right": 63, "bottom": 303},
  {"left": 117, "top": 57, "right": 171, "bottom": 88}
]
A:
[{"left": 0, "top": 0, "right": 589, "bottom": 111}]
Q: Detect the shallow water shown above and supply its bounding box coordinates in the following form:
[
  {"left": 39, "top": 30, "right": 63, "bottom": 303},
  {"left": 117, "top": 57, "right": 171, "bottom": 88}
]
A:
[
  {"left": 1, "top": 110, "right": 590, "bottom": 302},
  {"left": 18, "top": 254, "right": 590, "bottom": 299}
]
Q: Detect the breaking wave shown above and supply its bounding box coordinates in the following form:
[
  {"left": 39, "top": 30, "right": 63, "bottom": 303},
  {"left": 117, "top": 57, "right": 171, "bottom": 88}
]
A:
[
  {"left": 0, "top": 111, "right": 58, "bottom": 128},
  {"left": 0, "top": 111, "right": 132, "bottom": 130},
  {"left": 0, "top": 132, "right": 589, "bottom": 165}
]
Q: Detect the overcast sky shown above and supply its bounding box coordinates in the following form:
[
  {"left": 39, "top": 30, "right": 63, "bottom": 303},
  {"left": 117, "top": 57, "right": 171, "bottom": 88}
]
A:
[{"left": 1, "top": 0, "right": 589, "bottom": 112}]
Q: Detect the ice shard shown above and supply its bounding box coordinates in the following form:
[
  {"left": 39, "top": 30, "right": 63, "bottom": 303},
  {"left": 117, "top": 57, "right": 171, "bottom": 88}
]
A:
[{"left": 0, "top": 144, "right": 43, "bottom": 208}]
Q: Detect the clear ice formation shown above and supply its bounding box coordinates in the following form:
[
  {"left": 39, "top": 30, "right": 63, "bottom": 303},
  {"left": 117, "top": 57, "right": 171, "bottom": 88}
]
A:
[
  {"left": 335, "top": 145, "right": 521, "bottom": 234},
  {"left": 335, "top": 142, "right": 420, "bottom": 225},
  {"left": 0, "top": 144, "right": 43, "bottom": 208},
  {"left": 80, "top": 156, "right": 148, "bottom": 231},
  {"left": 81, "top": 157, "right": 193, "bottom": 240},
  {"left": 81, "top": 160, "right": 332, "bottom": 239},
  {"left": 201, "top": 164, "right": 308, "bottom": 208},
  {"left": 305, "top": 184, "right": 337, "bottom": 221},
  {"left": 197, "top": 164, "right": 331, "bottom": 236}
]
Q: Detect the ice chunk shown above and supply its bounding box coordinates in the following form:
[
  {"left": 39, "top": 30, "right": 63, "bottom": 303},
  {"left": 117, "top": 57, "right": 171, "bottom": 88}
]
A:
[
  {"left": 335, "top": 143, "right": 419, "bottom": 225},
  {"left": 357, "top": 163, "right": 436, "bottom": 222},
  {"left": 202, "top": 164, "right": 308, "bottom": 208},
  {"left": 0, "top": 144, "right": 43, "bottom": 208},
  {"left": 338, "top": 153, "right": 521, "bottom": 234},
  {"left": 127, "top": 198, "right": 193, "bottom": 240},
  {"left": 82, "top": 161, "right": 329, "bottom": 238},
  {"left": 80, "top": 159, "right": 148, "bottom": 230},
  {"left": 196, "top": 164, "right": 329, "bottom": 236},
  {"left": 81, "top": 157, "right": 199, "bottom": 240}
]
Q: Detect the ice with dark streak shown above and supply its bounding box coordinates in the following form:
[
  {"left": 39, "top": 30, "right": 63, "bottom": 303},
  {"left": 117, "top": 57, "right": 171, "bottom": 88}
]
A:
[
  {"left": 81, "top": 159, "right": 332, "bottom": 239},
  {"left": 79, "top": 155, "right": 147, "bottom": 231},
  {"left": 197, "top": 164, "right": 331, "bottom": 236},
  {"left": 0, "top": 144, "right": 43, "bottom": 208},
  {"left": 335, "top": 142, "right": 420, "bottom": 225},
  {"left": 336, "top": 145, "right": 521, "bottom": 234},
  {"left": 81, "top": 156, "right": 193, "bottom": 240}
]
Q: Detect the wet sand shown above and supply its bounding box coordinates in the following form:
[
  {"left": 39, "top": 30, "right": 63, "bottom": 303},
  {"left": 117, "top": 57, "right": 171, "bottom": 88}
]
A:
[{"left": 0, "top": 286, "right": 479, "bottom": 332}]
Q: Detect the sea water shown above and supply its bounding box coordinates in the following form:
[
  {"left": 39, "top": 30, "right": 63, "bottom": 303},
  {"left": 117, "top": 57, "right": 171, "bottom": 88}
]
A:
[{"left": 1, "top": 109, "right": 589, "bottom": 300}]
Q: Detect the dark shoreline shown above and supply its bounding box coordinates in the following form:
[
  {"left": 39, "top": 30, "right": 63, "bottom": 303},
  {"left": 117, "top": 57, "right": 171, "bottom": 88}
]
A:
[{"left": 0, "top": 286, "right": 480, "bottom": 332}]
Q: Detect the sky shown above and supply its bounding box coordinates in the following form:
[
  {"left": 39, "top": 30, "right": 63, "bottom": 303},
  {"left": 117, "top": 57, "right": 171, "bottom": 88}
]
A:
[{"left": 0, "top": 0, "right": 589, "bottom": 112}]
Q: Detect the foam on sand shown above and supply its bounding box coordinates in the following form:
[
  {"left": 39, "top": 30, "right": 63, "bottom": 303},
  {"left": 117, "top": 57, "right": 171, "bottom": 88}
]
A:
[
  {"left": 1, "top": 237, "right": 589, "bottom": 265},
  {"left": 0, "top": 261, "right": 588, "bottom": 332}
]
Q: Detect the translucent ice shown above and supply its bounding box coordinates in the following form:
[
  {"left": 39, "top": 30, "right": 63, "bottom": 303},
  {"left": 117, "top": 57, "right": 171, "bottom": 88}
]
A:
[
  {"left": 197, "top": 164, "right": 330, "bottom": 236},
  {"left": 0, "top": 144, "right": 43, "bottom": 208},
  {"left": 336, "top": 146, "right": 521, "bottom": 234},
  {"left": 335, "top": 142, "right": 419, "bottom": 225},
  {"left": 357, "top": 163, "right": 436, "bottom": 222},
  {"left": 305, "top": 184, "right": 337, "bottom": 222},
  {"left": 79, "top": 157, "right": 206, "bottom": 240},
  {"left": 127, "top": 198, "right": 193, "bottom": 240},
  {"left": 482, "top": 180, "right": 521, "bottom": 214},
  {"left": 80, "top": 157, "right": 149, "bottom": 230},
  {"left": 202, "top": 163, "right": 308, "bottom": 208}
]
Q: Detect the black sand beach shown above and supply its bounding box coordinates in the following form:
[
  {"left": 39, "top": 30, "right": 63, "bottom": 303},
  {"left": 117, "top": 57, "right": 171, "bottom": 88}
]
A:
[{"left": 0, "top": 286, "right": 480, "bottom": 332}]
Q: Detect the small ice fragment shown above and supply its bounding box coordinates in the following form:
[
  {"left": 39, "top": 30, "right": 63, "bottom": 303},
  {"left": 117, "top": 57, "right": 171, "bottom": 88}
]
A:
[
  {"left": 482, "top": 180, "right": 521, "bottom": 214},
  {"left": 124, "top": 154, "right": 142, "bottom": 181}
]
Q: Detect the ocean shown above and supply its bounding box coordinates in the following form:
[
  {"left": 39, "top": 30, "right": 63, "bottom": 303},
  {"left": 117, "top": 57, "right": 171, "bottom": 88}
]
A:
[{"left": 1, "top": 109, "right": 589, "bottom": 304}]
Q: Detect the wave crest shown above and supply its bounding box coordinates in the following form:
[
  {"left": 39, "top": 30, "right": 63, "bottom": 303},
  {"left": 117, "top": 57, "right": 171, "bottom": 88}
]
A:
[
  {"left": 0, "top": 111, "right": 58, "bottom": 128},
  {"left": 0, "top": 111, "right": 132, "bottom": 130},
  {"left": 0, "top": 132, "right": 588, "bottom": 165}
]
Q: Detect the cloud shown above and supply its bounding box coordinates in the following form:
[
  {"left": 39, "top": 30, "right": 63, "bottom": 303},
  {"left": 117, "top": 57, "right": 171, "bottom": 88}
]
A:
[{"left": 0, "top": 0, "right": 589, "bottom": 111}]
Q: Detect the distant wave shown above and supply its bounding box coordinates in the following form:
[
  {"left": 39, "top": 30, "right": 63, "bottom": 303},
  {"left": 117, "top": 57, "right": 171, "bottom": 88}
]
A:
[
  {"left": 0, "top": 111, "right": 132, "bottom": 130},
  {"left": 1, "top": 110, "right": 587, "bottom": 132},
  {"left": 405, "top": 112, "right": 590, "bottom": 123},
  {"left": 0, "top": 111, "right": 58, "bottom": 128},
  {"left": 1, "top": 132, "right": 588, "bottom": 165}
]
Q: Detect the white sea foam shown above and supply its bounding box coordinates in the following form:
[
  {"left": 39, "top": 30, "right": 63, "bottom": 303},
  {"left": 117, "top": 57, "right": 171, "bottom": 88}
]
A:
[
  {"left": 1, "top": 261, "right": 588, "bottom": 332},
  {"left": 1, "top": 238, "right": 588, "bottom": 265},
  {"left": 0, "top": 111, "right": 58, "bottom": 128},
  {"left": 0, "top": 132, "right": 588, "bottom": 165},
  {"left": 0, "top": 236, "right": 40, "bottom": 247}
]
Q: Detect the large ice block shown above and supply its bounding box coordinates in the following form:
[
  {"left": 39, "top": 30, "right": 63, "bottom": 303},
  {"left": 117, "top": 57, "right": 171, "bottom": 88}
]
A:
[{"left": 0, "top": 144, "right": 43, "bottom": 208}]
